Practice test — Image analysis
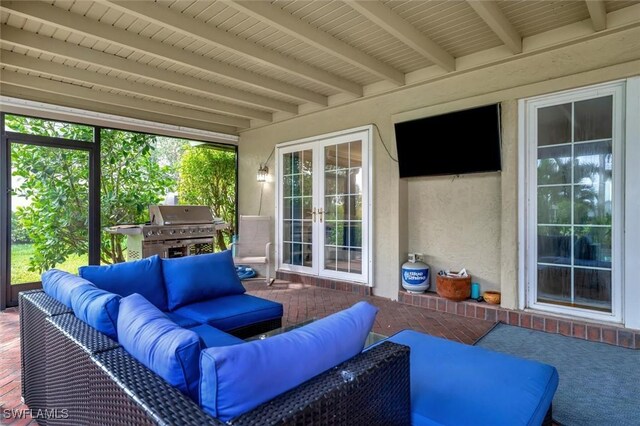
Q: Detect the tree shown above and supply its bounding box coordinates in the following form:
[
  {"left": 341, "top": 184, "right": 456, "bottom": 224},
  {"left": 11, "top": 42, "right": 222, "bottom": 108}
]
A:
[
  {"left": 7, "top": 115, "right": 175, "bottom": 272},
  {"left": 99, "top": 129, "right": 175, "bottom": 263},
  {"left": 178, "top": 146, "right": 236, "bottom": 251}
]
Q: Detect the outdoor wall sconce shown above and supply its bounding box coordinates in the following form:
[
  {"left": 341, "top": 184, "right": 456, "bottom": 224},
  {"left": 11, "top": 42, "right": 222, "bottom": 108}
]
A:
[{"left": 257, "top": 164, "right": 269, "bottom": 182}]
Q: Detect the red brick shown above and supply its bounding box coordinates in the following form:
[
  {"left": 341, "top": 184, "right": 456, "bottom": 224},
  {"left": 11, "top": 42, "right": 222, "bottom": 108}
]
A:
[
  {"left": 601, "top": 328, "right": 616, "bottom": 345},
  {"left": 485, "top": 309, "right": 497, "bottom": 322},
  {"left": 447, "top": 301, "right": 457, "bottom": 315},
  {"left": 428, "top": 298, "right": 437, "bottom": 310},
  {"left": 508, "top": 312, "right": 520, "bottom": 326},
  {"left": 558, "top": 320, "right": 571, "bottom": 336},
  {"left": 545, "top": 319, "right": 558, "bottom": 333},
  {"left": 497, "top": 310, "right": 508, "bottom": 324},
  {"left": 520, "top": 314, "right": 532, "bottom": 329},
  {"left": 437, "top": 298, "right": 447, "bottom": 312},
  {"left": 573, "top": 323, "right": 586, "bottom": 339},
  {"left": 587, "top": 325, "right": 602, "bottom": 342},
  {"left": 419, "top": 296, "right": 430, "bottom": 308},
  {"left": 475, "top": 306, "right": 486, "bottom": 320},
  {"left": 466, "top": 305, "right": 476, "bottom": 318},
  {"left": 456, "top": 303, "right": 465, "bottom": 316},
  {"left": 532, "top": 316, "right": 545, "bottom": 330},
  {"left": 617, "top": 330, "right": 634, "bottom": 348}
]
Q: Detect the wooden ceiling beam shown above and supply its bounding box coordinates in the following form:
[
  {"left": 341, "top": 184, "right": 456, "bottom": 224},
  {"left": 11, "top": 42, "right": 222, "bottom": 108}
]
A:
[
  {"left": 586, "top": 1, "right": 607, "bottom": 31},
  {"left": 467, "top": 1, "right": 522, "bottom": 54},
  {"left": 0, "top": 83, "right": 239, "bottom": 135},
  {"left": 230, "top": 1, "right": 405, "bottom": 85},
  {"left": 0, "top": 1, "right": 327, "bottom": 105},
  {"left": 101, "top": 0, "right": 362, "bottom": 97},
  {"left": 0, "top": 25, "right": 298, "bottom": 114},
  {"left": 0, "top": 70, "right": 249, "bottom": 129},
  {"left": 0, "top": 50, "right": 271, "bottom": 122},
  {"left": 348, "top": 1, "right": 455, "bottom": 72}
]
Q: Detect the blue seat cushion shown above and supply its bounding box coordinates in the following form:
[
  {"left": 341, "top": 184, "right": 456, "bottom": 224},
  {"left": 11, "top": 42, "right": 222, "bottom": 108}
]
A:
[
  {"left": 78, "top": 255, "right": 167, "bottom": 311},
  {"left": 387, "top": 330, "right": 559, "bottom": 426},
  {"left": 162, "top": 250, "right": 246, "bottom": 311},
  {"left": 165, "top": 312, "right": 201, "bottom": 328},
  {"left": 69, "top": 283, "right": 121, "bottom": 340},
  {"left": 117, "top": 293, "right": 202, "bottom": 401},
  {"left": 199, "top": 301, "right": 378, "bottom": 422},
  {"left": 42, "top": 269, "right": 94, "bottom": 308},
  {"left": 189, "top": 324, "right": 244, "bottom": 348},
  {"left": 174, "top": 294, "right": 283, "bottom": 332}
]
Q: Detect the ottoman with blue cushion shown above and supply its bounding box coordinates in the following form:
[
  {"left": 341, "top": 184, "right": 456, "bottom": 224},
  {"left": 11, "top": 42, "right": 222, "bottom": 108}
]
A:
[{"left": 387, "top": 330, "right": 559, "bottom": 426}]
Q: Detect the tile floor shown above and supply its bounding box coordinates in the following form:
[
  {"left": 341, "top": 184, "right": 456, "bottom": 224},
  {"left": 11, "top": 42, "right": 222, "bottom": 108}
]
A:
[{"left": 0, "top": 280, "right": 495, "bottom": 425}]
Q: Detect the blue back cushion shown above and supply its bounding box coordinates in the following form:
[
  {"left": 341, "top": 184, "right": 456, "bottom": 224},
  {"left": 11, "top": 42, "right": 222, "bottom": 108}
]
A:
[
  {"left": 78, "top": 255, "right": 167, "bottom": 311},
  {"left": 42, "top": 269, "right": 94, "bottom": 308},
  {"left": 117, "top": 293, "right": 202, "bottom": 401},
  {"left": 199, "top": 301, "right": 378, "bottom": 421},
  {"left": 162, "top": 250, "right": 245, "bottom": 311},
  {"left": 69, "top": 283, "right": 121, "bottom": 340}
]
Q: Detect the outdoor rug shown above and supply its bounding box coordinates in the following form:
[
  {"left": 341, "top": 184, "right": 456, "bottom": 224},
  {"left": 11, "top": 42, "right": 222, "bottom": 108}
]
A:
[{"left": 475, "top": 323, "right": 640, "bottom": 426}]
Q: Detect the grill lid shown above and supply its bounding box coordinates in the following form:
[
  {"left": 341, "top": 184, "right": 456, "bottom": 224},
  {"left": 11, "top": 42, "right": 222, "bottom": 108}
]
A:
[{"left": 149, "top": 205, "right": 214, "bottom": 225}]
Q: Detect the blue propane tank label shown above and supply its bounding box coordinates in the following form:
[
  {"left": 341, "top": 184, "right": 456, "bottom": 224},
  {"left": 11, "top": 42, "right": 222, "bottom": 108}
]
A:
[{"left": 403, "top": 268, "right": 429, "bottom": 285}]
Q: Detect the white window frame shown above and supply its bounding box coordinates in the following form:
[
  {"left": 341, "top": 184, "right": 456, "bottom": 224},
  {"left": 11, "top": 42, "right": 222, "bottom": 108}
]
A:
[
  {"left": 519, "top": 80, "right": 626, "bottom": 323},
  {"left": 275, "top": 126, "right": 373, "bottom": 285}
]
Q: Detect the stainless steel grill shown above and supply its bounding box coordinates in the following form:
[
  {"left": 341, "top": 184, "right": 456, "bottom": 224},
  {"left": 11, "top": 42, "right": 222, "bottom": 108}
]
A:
[{"left": 107, "top": 205, "right": 228, "bottom": 260}]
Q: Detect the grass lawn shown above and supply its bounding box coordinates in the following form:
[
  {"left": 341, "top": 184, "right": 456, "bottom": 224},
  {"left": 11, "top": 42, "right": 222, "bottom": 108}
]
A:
[{"left": 11, "top": 243, "right": 87, "bottom": 284}]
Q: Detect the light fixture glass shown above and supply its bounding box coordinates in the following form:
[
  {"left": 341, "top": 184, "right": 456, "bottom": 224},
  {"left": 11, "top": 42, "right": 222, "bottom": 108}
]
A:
[{"left": 257, "top": 164, "right": 269, "bottom": 182}]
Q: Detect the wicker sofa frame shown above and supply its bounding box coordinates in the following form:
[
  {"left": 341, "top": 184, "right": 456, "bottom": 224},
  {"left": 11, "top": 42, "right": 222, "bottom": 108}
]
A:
[{"left": 19, "top": 290, "right": 411, "bottom": 425}]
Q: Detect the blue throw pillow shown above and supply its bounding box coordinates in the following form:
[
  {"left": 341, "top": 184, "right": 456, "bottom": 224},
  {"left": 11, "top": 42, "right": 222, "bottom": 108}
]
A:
[
  {"left": 162, "top": 250, "right": 245, "bottom": 311},
  {"left": 117, "top": 293, "right": 202, "bottom": 401},
  {"left": 199, "top": 301, "right": 378, "bottom": 421},
  {"left": 42, "top": 269, "right": 94, "bottom": 308},
  {"left": 78, "top": 255, "right": 167, "bottom": 311},
  {"left": 69, "top": 283, "right": 121, "bottom": 340}
]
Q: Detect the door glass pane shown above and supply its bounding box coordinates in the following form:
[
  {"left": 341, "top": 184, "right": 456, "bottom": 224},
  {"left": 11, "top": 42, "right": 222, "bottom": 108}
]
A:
[
  {"left": 537, "top": 103, "right": 571, "bottom": 146},
  {"left": 281, "top": 149, "right": 312, "bottom": 267},
  {"left": 537, "top": 226, "right": 571, "bottom": 265},
  {"left": 535, "top": 95, "right": 614, "bottom": 313},
  {"left": 324, "top": 140, "right": 362, "bottom": 274},
  {"left": 537, "top": 145, "right": 571, "bottom": 185},
  {"left": 537, "top": 265, "right": 571, "bottom": 305},
  {"left": 537, "top": 186, "right": 571, "bottom": 224},
  {"left": 574, "top": 268, "right": 611, "bottom": 312},
  {"left": 574, "top": 96, "right": 612, "bottom": 142},
  {"left": 573, "top": 141, "right": 612, "bottom": 225},
  {"left": 10, "top": 144, "right": 89, "bottom": 284}
]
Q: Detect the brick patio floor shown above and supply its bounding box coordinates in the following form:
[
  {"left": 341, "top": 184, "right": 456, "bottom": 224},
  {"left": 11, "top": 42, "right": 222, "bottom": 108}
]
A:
[{"left": 0, "top": 280, "right": 495, "bottom": 425}]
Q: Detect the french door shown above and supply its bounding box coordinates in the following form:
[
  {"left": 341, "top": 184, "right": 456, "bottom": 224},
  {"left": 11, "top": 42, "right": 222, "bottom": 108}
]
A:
[
  {"left": 524, "top": 82, "right": 624, "bottom": 322},
  {"left": 276, "top": 127, "right": 371, "bottom": 284}
]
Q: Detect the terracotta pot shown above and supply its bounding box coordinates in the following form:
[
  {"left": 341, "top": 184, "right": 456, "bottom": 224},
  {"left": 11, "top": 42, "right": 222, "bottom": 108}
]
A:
[{"left": 436, "top": 274, "right": 472, "bottom": 302}]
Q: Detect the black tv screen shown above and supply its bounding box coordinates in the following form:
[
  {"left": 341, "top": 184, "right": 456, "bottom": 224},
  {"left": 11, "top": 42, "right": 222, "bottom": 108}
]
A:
[{"left": 394, "top": 104, "right": 502, "bottom": 178}]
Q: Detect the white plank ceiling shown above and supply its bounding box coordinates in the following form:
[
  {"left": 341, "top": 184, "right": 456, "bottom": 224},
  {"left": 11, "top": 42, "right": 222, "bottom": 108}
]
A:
[{"left": 0, "top": 0, "right": 639, "bottom": 135}]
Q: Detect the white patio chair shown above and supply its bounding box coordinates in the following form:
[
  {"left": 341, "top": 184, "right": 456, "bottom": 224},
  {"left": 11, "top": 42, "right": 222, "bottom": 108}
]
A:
[{"left": 231, "top": 215, "right": 274, "bottom": 285}]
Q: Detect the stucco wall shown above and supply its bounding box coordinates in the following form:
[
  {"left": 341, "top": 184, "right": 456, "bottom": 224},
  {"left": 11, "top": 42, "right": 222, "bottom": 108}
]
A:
[{"left": 237, "top": 27, "right": 640, "bottom": 304}]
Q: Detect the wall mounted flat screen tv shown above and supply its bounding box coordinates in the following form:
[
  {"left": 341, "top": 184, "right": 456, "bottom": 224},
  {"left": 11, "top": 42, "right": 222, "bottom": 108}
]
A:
[{"left": 394, "top": 103, "right": 502, "bottom": 178}]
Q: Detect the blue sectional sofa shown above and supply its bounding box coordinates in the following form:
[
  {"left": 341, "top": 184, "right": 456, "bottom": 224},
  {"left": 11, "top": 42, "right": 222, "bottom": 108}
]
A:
[
  {"left": 20, "top": 291, "right": 410, "bottom": 425},
  {"left": 19, "top": 249, "right": 558, "bottom": 425}
]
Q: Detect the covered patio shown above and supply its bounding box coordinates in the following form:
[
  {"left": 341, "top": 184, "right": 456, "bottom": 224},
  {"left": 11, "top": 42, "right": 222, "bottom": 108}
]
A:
[{"left": 1, "top": 0, "right": 640, "bottom": 425}]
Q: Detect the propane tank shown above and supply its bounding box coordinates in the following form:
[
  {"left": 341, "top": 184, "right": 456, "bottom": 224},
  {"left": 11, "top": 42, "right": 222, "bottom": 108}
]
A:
[{"left": 402, "top": 253, "right": 430, "bottom": 293}]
